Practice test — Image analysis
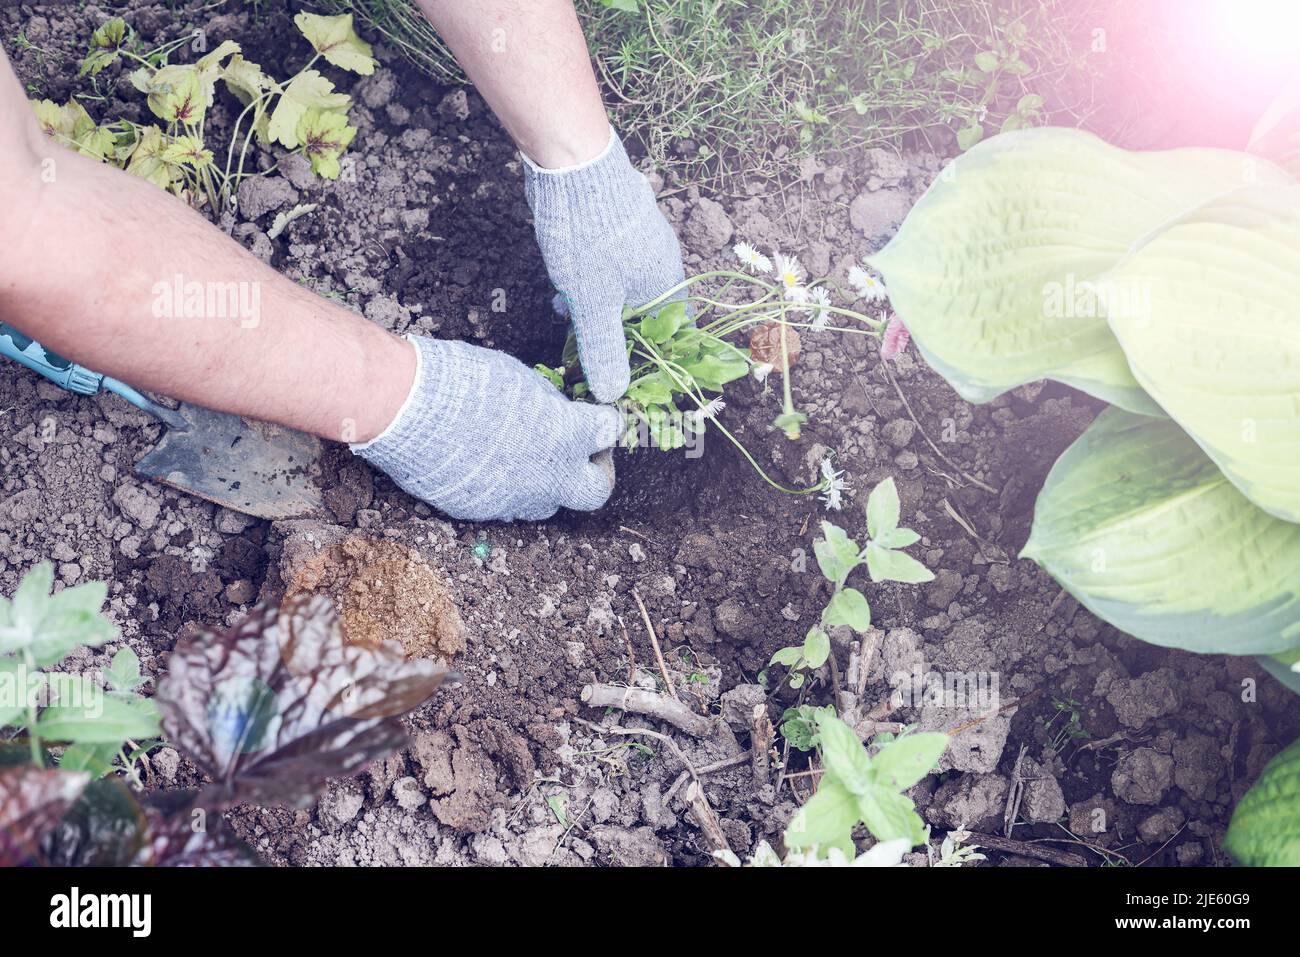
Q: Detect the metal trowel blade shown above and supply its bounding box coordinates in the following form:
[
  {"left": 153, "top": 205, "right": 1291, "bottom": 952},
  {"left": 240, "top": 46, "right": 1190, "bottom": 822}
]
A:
[{"left": 134, "top": 403, "right": 328, "bottom": 521}]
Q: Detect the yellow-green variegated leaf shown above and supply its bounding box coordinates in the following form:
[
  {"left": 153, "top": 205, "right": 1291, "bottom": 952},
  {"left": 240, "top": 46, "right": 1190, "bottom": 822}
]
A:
[
  {"left": 1105, "top": 186, "right": 1300, "bottom": 522},
  {"left": 1020, "top": 407, "right": 1300, "bottom": 655},
  {"left": 1225, "top": 738, "right": 1300, "bottom": 866},
  {"left": 868, "top": 127, "right": 1290, "bottom": 415}
]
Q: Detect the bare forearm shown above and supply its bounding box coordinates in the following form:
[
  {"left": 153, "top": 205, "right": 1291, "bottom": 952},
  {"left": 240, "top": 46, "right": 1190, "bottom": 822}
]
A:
[
  {"left": 416, "top": 0, "right": 610, "bottom": 167},
  {"left": 0, "top": 59, "right": 412, "bottom": 444}
]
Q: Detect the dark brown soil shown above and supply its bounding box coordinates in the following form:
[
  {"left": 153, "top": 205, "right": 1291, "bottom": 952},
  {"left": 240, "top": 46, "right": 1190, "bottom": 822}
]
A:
[{"left": 4, "top": 0, "right": 1297, "bottom": 867}]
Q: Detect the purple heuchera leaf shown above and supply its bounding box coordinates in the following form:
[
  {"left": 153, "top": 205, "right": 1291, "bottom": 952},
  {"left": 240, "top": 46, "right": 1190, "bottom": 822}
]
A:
[
  {"left": 0, "top": 766, "right": 89, "bottom": 865},
  {"left": 880, "top": 315, "right": 911, "bottom": 362},
  {"left": 156, "top": 594, "right": 453, "bottom": 809}
]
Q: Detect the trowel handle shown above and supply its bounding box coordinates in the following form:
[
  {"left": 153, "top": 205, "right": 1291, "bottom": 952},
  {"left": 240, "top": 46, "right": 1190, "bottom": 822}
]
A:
[
  {"left": 0, "top": 322, "right": 104, "bottom": 395},
  {"left": 0, "top": 322, "right": 188, "bottom": 429}
]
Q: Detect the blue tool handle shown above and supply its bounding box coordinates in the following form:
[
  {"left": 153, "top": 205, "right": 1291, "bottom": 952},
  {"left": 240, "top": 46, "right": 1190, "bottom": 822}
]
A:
[{"left": 0, "top": 322, "right": 103, "bottom": 395}]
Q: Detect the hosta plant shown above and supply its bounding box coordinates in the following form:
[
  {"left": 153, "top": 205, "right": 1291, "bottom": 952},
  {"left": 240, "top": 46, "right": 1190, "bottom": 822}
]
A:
[
  {"left": 539, "top": 243, "right": 900, "bottom": 500},
  {"left": 34, "top": 13, "right": 375, "bottom": 213},
  {"left": 870, "top": 123, "right": 1300, "bottom": 865},
  {"left": 767, "top": 477, "right": 932, "bottom": 691}
]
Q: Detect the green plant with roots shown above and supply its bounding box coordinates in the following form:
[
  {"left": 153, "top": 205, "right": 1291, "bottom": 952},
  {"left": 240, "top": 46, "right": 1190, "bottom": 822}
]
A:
[
  {"left": 31, "top": 13, "right": 376, "bottom": 214},
  {"left": 538, "top": 243, "right": 900, "bottom": 500},
  {"left": 868, "top": 111, "right": 1300, "bottom": 865},
  {"left": 0, "top": 563, "right": 160, "bottom": 785},
  {"left": 765, "top": 477, "right": 932, "bottom": 692}
]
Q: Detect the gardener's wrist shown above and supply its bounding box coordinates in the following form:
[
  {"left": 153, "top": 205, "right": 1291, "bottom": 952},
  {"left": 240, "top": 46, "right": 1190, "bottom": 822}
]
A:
[
  {"left": 518, "top": 118, "right": 614, "bottom": 171},
  {"left": 348, "top": 333, "right": 419, "bottom": 445}
]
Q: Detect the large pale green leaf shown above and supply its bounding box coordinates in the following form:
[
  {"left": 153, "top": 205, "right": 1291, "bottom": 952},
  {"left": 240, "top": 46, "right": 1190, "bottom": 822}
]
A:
[
  {"left": 1249, "top": 77, "right": 1300, "bottom": 178},
  {"left": 1225, "top": 737, "right": 1300, "bottom": 866},
  {"left": 1105, "top": 186, "right": 1300, "bottom": 522},
  {"left": 1021, "top": 408, "right": 1300, "bottom": 655},
  {"left": 868, "top": 127, "right": 1290, "bottom": 415},
  {"left": 1259, "top": 649, "right": 1300, "bottom": 697}
]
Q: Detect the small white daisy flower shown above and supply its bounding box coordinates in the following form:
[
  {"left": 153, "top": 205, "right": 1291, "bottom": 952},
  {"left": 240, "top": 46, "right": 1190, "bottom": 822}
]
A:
[
  {"left": 784, "top": 283, "right": 810, "bottom": 310},
  {"left": 733, "top": 241, "right": 772, "bottom": 273},
  {"left": 774, "top": 253, "right": 804, "bottom": 293},
  {"left": 809, "top": 287, "right": 832, "bottom": 329},
  {"left": 819, "top": 455, "right": 849, "bottom": 511},
  {"left": 751, "top": 362, "right": 774, "bottom": 383},
  {"left": 848, "top": 264, "right": 888, "bottom": 303},
  {"left": 700, "top": 397, "right": 726, "bottom": 418}
]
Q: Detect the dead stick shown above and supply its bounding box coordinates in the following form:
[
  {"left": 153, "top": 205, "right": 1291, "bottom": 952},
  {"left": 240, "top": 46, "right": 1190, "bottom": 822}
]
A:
[
  {"left": 581, "top": 684, "right": 712, "bottom": 737},
  {"left": 665, "top": 751, "right": 751, "bottom": 804},
  {"left": 963, "top": 831, "right": 1089, "bottom": 868},
  {"left": 685, "top": 780, "right": 732, "bottom": 857},
  {"left": 749, "top": 703, "right": 774, "bottom": 786},
  {"left": 632, "top": 588, "right": 681, "bottom": 702}
]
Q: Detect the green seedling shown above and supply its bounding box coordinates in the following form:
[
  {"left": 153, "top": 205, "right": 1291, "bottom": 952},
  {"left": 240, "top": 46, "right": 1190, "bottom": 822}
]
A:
[
  {"left": 785, "top": 709, "right": 947, "bottom": 857},
  {"left": 0, "top": 563, "right": 160, "bottom": 780},
  {"left": 540, "top": 244, "right": 894, "bottom": 500},
  {"left": 33, "top": 12, "right": 375, "bottom": 214},
  {"left": 768, "top": 477, "right": 933, "bottom": 690}
]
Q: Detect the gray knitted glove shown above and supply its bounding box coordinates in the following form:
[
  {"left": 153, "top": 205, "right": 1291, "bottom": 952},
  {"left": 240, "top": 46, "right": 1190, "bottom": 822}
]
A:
[
  {"left": 524, "top": 127, "right": 685, "bottom": 402},
  {"left": 352, "top": 336, "right": 621, "bottom": 522}
]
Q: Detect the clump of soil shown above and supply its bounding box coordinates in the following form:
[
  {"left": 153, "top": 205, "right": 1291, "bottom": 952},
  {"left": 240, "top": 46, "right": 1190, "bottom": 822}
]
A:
[{"left": 285, "top": 536, "right": 465, "bottom": 659}]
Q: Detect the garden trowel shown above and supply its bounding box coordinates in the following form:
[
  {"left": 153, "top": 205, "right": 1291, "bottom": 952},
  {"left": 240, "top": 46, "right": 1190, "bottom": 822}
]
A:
[{"left": 0, "top": 323, "right": 327, "bottom": 521}]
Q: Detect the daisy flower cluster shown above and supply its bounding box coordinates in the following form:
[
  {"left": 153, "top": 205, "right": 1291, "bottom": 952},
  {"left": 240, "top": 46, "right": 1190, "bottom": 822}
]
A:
[{"left": 735, "top": 243, "right": 834, "bottom": 330}]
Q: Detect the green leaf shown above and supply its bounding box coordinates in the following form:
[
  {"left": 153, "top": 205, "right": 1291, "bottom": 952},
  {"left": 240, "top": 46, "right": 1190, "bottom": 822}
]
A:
[
  {"left": 124, "top": 125, "right": 178, "bottom": 190},
  {"left": 293, "top": 12, "right": 377, "bottom": 75},
  {"left": 1225, "top": 737, "right": 1300, "bottom": 866},
  {"left": 60, "top": 742, "right": 121, "bottom": 778},
  {"left": 816, "top": 712, "right": 873, "bottom": 795},
  {"left": 784, "top": 774, "right": 858, "bottom": 856},
  {"left": 802, "top": 627, "right": 830, "bottom": 668},
  {"left": 680, "top": 354, "right": 747, "bottom": 392},
  {"left": 626, "top": 372, "right": 674, "bottom": 406},
  {"left": 813, "top": 522, "right": 861, "bottom": 588},
  {"left": 0, "top": 658, "right": 27, "bottom": 728},
  {"left": 871, "top": 732, "right": 948, "bottom": 790},
  {"left": 974, "top": 50, "right": 1001, "bottom": 72},
  {"left": 1105, "top": 186, "right": 1300, "bottom": 522},
  {"left": 268, "top": 71, "right": 349, "bottom": 150},
  {"left": 822, "top": 588, "right": 871, "bottom": 632},
  {"left": 1259, "top": 650, "right": 1300, "bottom": 697},
  {"left": 769, "top": 646, "right": 803, "bottom": 668},
  {"left": 865, "top": 543, "right": 935, "bottom": 584},
  {"left": 874, "top": 526, "right": 919, "bottom": 549},
  {"left": 296, "top": 106, "right": 356, "bottom": 179},
  {"left": 868, "top": 128, "right": 1291, "bottom": 416},
  {"left": 955, "top": 121, "right": 984, "bottom": 151},
  {"left": 639, "top": 300, "right": 687, "bottom": 343},
  {"left": 866, "top": 476, "right": 901, "bottom": 538},
  {"left": 80, "top": 18, "right": 130, "bottom": 77},
  {"left": 1, "top": 566, "right": 116, "bottom": 667},
  {"left": 34, "top": 694, "right": 160, "bottom": 745},
  {"left": 142, "top": 64, "right": 212, "bottom": 125},
  {"left": 773, "top": 410, "right": 807, "bottom": 440},
  {"left": 856, "top": 786, "right": 926, "bottom": 845},
  {"left": 105, "top": 648, "right": 142, "bottom": 692},
  {"left": 1021, "top": 408, "right": 1300, "bottom": 654}
]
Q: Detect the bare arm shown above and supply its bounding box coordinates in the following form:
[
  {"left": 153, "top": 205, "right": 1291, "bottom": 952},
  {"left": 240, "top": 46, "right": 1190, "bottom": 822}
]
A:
[
  {"left": 415, "top": 0, "right": 610, "bottom": 167},
  {"left": 0, "top": 48, "right": 413, "bottom": 444}
]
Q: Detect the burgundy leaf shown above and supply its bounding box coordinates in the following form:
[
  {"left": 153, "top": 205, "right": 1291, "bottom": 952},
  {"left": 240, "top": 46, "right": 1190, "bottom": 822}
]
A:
[
  {"left": 133, "top": 807, "right": 257, "bottom": 867},
  {"left": 0, "top": 766, "right": 88, "bottom": 865},
  {"left": 156, "top": 594, "right": 453, "bottom": 809}
]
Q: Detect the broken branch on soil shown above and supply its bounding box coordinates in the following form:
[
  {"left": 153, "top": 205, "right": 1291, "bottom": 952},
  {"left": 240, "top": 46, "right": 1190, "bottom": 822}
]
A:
[
  {"left": 631, "top": 588, "right": 681, "bottom": 702},
  {"left": 749, "top": 703, "right": 774, "bottom": 786},
  {"left": 685, "top": 780, "right": 732, "bottom": 857},
  {"left": 582, "top": 684, "right": 713, "bottom": 737},
  {"left": 962, "top": 831, "right": 1089, "bottom": 868}
]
